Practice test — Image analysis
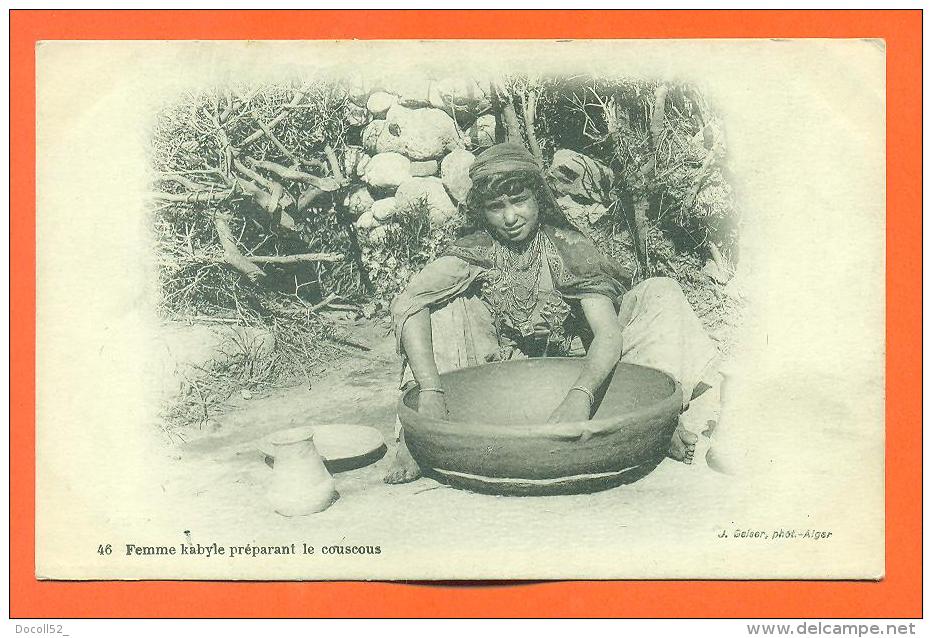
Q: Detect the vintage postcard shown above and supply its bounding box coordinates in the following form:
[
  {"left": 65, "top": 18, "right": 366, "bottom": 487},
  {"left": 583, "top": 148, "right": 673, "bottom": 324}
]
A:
[{"left": 34, "top": 37, "right": 884, "bottom": 581}]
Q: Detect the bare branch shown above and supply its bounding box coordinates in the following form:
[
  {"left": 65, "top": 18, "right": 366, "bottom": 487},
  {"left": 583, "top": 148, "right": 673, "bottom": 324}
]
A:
[
  {"left": 158, "top": 174, "right": 213, "bottom": 191},
  {"left": 324, "top": 145, "right": 344, "bottom": 181},
  {"left": 233, "top": 158, "right": 274, "bottom": 190},
  {"left": 157, "top": 169, "right": 221, "bottom": 176},
  {"left": 649, "top": 85, "right": 670, "bottom": 150},
  {"left": 219, "top": 88, "right": 236, "bottom": 122},
  {"left": 204, "top": 105, "right": 236, "bottom": 176},
  {"left": 248, "top": 253, "right": 343, "bottom": 265},
  {"left": 240, "top": 83, "right": 311, "bottom": 147},
  {"left": 251, "top": 112, "right": 300, "bottom": 163},
  {"left": 150, "top": 189, "right": 234, "bottom": 203},
  {"left": 247, "top": 157, "right": 343, "bottom": 191},
  {"left": 297, "top": 184, "right": 328, "bottom": 212},
  {"left": 212, "top": 212, "right": 266, "bottom": 282},
  {"left": 307, "top": 292, "right": 340, "bottom": 314}
]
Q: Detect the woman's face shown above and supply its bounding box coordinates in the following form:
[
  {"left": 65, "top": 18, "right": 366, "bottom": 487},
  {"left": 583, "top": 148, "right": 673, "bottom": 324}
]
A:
[{"left": 481, "top": 187, "right": 541, "bottom": 244}]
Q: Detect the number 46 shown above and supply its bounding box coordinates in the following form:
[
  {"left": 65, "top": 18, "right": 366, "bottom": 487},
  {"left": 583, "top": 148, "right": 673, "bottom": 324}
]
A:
[{"left": 97, "top": 544, "right": 112, "bottom": 555}]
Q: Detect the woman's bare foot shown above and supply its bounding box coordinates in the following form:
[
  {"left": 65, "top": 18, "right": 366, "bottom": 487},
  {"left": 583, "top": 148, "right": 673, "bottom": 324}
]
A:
[
  {"left": 383, "top": 436, "right": 422, "bottom": 484},
  {"left": 667, "top": 423, "right": 698, "bottom": 464}
]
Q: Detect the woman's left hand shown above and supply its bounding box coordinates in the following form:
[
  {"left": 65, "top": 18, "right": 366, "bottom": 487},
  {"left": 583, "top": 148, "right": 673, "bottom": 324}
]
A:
[{"left": 547, "top": 390, "right": 591, "bottom": 423}]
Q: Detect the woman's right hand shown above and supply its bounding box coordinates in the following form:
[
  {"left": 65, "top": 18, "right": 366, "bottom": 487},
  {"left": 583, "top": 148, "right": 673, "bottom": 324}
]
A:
[{"left": 418, "top": 392, "right": 449, "bottom": 420}]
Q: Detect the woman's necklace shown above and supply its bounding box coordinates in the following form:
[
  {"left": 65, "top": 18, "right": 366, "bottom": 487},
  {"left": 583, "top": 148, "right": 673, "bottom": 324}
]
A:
[{"left": 488, "top": 230, "right": 544, "bottom": 337}]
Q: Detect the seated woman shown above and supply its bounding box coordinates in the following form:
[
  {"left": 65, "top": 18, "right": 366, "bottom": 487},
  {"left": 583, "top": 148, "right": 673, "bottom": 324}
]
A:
[{"left": 385, "top": 142, "right": 719, "bottom": 484}]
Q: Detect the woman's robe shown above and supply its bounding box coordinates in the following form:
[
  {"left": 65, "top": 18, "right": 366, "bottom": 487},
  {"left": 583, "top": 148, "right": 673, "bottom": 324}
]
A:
[{"left": 390, "top": 224, "right": 719, "bottom": 407}]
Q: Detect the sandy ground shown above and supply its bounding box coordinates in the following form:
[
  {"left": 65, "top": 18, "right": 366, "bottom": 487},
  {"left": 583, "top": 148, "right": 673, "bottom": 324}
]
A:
[
  {"left": 125, "top": 318, "right": 880, "bottom": 581},
  {"left": 139, "top": 318, "right": 758, "bottom": 579}
]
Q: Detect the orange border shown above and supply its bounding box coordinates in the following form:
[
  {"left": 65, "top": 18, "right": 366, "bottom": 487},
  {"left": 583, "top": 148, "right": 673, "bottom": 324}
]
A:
[{"left": 10, "top": 10, "right": 921, "bottom": 618}]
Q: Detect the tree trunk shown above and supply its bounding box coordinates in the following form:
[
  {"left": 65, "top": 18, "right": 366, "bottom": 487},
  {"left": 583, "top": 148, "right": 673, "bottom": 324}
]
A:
[
  {"left": 489, "top": 82, "right": 507, "bottom": 143},
  {"left": 520, "top": 88, "right": 544, "bottom": 164},
  {"left": 490, "top": 80, "right": 523, "bottom": 145},
  {"left": 626, "top": 84, "right": 670, "bottom": 279},
  {"left": 619, "top": 190, "right": 649, "bottom": 281}
]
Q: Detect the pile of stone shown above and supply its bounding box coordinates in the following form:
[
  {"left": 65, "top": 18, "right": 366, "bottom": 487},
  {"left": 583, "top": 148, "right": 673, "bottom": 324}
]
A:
[
  {"left": 342, "top": 77, "right": 496, "bottom": 242},
  {"left": 341, "top": 75, "right": 620, "bottom": 248}
]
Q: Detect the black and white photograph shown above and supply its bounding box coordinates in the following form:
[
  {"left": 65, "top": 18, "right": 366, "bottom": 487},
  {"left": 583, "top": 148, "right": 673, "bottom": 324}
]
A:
[{"left": 35, "top": 38, "right": 884, "bottom": 580}]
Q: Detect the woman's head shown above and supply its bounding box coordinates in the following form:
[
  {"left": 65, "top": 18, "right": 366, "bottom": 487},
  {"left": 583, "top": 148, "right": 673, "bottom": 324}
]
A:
[
  {"left": 467, "top": 171, "right": 542, "bottom": 243},
  {"left": 465, "top": 142, "right": 571, "bottom": 243}
]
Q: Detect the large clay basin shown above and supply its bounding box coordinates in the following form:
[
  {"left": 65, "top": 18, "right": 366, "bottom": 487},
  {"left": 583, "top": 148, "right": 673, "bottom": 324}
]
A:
[{"left": 398, "top": 358, "right": 683, "bottom": 495}]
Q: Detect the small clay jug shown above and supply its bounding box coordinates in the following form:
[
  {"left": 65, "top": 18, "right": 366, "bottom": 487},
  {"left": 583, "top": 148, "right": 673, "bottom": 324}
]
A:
[{"left": 267, "top": 429, "right": 337, "bottom": 516}]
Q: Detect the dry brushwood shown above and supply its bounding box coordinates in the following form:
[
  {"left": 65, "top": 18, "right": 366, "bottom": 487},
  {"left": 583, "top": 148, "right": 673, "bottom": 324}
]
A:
[{"left": 153, "top": 81, "right": 356, "bottom": 312}]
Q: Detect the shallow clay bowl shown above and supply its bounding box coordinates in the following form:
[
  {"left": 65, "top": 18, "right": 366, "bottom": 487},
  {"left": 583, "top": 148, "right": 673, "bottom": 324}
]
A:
[
  {"left": 259, "top": 424, "right": 386, "bottom": 473},
  {"left": 398, "top": 359, "right": 682, "bottom": 495}
]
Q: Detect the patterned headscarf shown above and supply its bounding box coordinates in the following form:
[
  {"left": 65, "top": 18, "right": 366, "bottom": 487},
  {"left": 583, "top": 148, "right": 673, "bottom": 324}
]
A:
[
  {"left": 466, "top": 142, "right": 571, "bottom": 231},
  {"left": 468, "top": 142, "right": 542, "bottom": 182}
]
